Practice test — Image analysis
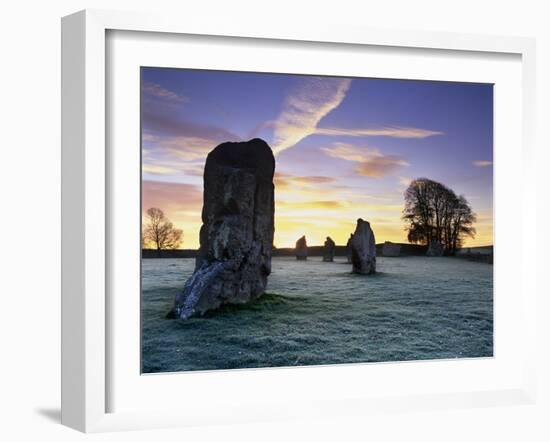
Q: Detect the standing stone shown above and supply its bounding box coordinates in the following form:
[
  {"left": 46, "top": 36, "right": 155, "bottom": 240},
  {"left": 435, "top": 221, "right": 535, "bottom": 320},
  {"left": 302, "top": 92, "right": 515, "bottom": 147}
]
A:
[
  {"left": 350, "top": 219, "right": 376, "bottom": 274},
  {"left": 323, "top": 236, "right": 336, "bottom": 262},
  {"left": 426, "top": 240, "right": 444, "bottom": 257},
  {"left": 382, "top": 241, "right": 401, "bottom": 257},
  {"left": 295, "top": 235, "right": 307, "bottom": 260},
  {"left": 170, "top": 138, "right": 275, "bottom": 319},
  {"left": 346, "top": 233, "right": 354, "bottom": 263}
]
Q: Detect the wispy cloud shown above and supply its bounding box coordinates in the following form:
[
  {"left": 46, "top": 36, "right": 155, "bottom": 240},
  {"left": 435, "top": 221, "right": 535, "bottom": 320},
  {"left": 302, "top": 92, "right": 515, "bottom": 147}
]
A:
[
  {"left": 142, "top": 158, "right": 205, "bottom": 177},
  {"left": 272, "top": 77, "right": 352, "bottom": 154},
  {"left": 142, "top": 108, "right": 241, "bottom": 175},
  {"left": 143, "top": 112, "right": 239, "bottom": 142},
  {"left": 274, "top": 172, "right": 337, "bottom": 190},
  {"left": 141, "top": 81, "right": 189, "bottom": 103},
  {"left": 321, "top": 144, "right": 366, "bottom": 162},
  {"left": 143, "top": 134, "right": 218, "bottom": 162},
  {"left": 472, "top": 160, "right": 493, "bottom": 167},
  {"left": 141, "top": 80, "right": 239, "bottom": 163},
  {"left": 278, "top": 200, "right": 350, "bottom": 210},
  {"left": 315, "top": 126, "right": 443, "bottom": 138},
  {"left": 355, "top": 156, "right": 409, "bottom": 178},
  {"left": 262, "top": 74, "right": 442, "bottom": 154},
  {"left": 142, "top": 164, "right": 180, "bottom": 175},
  {"left": 321, "top": 143, "right": 409, "bottom": 178}
]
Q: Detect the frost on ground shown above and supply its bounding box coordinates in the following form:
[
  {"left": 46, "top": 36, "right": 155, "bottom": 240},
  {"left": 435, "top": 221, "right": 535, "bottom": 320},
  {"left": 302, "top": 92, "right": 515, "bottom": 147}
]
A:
[{"left": 141, "top": 256, "right": 493, "bottom": 373}]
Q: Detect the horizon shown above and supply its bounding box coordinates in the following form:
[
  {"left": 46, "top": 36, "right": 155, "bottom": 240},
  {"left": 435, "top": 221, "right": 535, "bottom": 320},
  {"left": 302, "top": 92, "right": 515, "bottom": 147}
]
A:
[
  {"left": 141, "top": 68, "right": 493, "bottom": 249},
  {"left": 141, "top": 242, "right": 494, "bottom": 251}
]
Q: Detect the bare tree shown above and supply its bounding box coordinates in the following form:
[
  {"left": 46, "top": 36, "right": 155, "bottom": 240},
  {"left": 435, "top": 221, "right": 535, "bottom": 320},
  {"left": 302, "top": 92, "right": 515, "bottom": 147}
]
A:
[
  {"left": 403, "top": 178, "right": 476, "bottom": 254},
  {"left": 142, "top": 207, "right": 183, "bottom": 250}
]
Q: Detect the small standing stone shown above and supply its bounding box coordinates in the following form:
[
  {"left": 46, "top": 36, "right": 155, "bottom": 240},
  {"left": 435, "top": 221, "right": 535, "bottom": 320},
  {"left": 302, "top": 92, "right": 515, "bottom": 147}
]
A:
[
  {"left": 295, "top": 235, "right": 308, "bottom": 260},
  {"left": 323, "top": 236, "right": 336, "bottom": 262},
  {"left": 350, "top": 218, "right": 376, "bottom": 275}
]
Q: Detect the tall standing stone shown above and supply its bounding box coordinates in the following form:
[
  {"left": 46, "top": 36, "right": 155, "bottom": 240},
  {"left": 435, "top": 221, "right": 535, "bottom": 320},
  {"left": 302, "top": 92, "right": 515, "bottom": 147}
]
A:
[
  {"left": 295, "top": 235, "right": 307, "bottom": 260},
  {"left": 323, "top": 236, "right": 336, "bottom": 262},
  {"left": 350, "top": 218, "right": 376, "bottom": 275},
  {"left": 170, "top": 138, "right": 275, "bottom": 319},
  {"left": 346, "top": 233, "right": 354, "bottom": 263}
]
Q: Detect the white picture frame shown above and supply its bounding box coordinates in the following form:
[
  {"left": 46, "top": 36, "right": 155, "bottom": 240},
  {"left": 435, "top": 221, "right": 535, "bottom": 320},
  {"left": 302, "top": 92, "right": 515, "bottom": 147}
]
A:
[{"left": 61, "top": 9, "right": 537, "bottom": 433}]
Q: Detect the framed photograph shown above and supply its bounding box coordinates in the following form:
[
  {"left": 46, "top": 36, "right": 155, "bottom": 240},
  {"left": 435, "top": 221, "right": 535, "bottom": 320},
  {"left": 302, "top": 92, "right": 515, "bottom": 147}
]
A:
[{"left": 61, "top": 9, "right": 537, "bottom": 432}]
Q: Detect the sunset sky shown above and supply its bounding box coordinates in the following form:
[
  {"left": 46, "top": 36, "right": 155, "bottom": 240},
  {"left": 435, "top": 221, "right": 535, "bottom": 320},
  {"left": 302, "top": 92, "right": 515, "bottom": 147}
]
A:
[{"left": 141, "top": 68, "right": 493, "bottom": 249}]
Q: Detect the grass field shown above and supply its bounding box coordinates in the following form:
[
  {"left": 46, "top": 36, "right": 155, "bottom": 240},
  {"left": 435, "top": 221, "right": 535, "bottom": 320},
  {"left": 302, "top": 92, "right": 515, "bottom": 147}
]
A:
[{"left": 141, "top": 256, "right": 493, "bottom": 373}]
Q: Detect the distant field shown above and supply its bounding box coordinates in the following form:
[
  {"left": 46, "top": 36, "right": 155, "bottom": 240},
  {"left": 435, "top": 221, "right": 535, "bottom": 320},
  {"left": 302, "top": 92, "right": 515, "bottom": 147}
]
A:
[{"left": 141, "top": 256, "right": 493, "bottom": 373}]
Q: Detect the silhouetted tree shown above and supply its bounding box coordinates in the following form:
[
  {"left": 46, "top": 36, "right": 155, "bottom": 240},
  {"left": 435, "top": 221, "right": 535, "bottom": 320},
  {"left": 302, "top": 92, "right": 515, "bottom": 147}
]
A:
[
  {"left": 143, "top": 207, "right": 183, "bottom": 250},
  {"left": 403, "top": 178, "right": 476, "bottom": 254}
]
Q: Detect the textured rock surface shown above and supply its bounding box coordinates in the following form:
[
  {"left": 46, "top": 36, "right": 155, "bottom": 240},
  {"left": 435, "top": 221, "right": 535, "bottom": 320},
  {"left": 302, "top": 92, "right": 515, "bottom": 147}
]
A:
[
  {"left": 170, "top": 138, "right": 275, "bottom": 319},
  {"left": 323, "top": 236, "right": 335, "bottom": 262},
  {"left": 350, "top": 219, "right": 376, "bottom": 274},
  {"left": 346, "top": 233, "right": 354, "bottom": 263},
  {"left": 426, "top": 240, "right": 444, "bottom": 257},
  {"left": 295, "top": 235, "right": 308, "bottom": 260},
  {"left": 382, "top": 241, "right": 401, "bottom": 257}
]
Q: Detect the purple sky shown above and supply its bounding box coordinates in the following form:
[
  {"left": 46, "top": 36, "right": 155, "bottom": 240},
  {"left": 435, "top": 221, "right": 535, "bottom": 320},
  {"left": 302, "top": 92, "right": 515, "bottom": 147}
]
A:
[{"left": 141, "top": 68, "right": 493, "bottom": 248}]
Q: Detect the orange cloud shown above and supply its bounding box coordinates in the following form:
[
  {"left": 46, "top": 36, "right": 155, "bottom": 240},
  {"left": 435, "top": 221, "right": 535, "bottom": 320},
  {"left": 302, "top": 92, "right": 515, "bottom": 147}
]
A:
[
  {"left": 355, "top": 155, "right": 409, "bottom": 178},
  {"left": 277, "top": 200, "right": 349, "bottom": 210},
  {"left": 321, "top": 143, "right": 408, "bottom": 178},
  {"left": 274, "top": 172, "right": 338, "bottom": 190},
  {"left": 142, "top": 180, "right": 202, "bottom": 213}
]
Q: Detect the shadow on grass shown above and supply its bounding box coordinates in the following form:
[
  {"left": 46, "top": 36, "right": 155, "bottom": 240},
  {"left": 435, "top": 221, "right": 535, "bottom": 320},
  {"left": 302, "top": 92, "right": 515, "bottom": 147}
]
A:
[
  {"left": 164, "top": 270, "right": 400, "bottom": 321},
  {"left": 205, "top": 293, "right": 311, "bottom": 316},
  {"left": 168, "top": 293, "right": 309, "bottom": 323}
]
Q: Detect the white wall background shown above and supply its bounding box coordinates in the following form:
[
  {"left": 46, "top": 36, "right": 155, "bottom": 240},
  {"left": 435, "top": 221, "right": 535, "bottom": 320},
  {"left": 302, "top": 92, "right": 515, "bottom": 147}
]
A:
[{"left": 0, "top": 1, "right": 548, "bottom": 440}]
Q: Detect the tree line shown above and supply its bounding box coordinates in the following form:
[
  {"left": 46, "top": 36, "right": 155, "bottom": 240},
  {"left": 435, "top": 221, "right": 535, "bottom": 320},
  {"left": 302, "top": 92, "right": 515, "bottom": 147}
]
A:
[{"left": 403, "top": 178, "right": 476, "bottom": 255}]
